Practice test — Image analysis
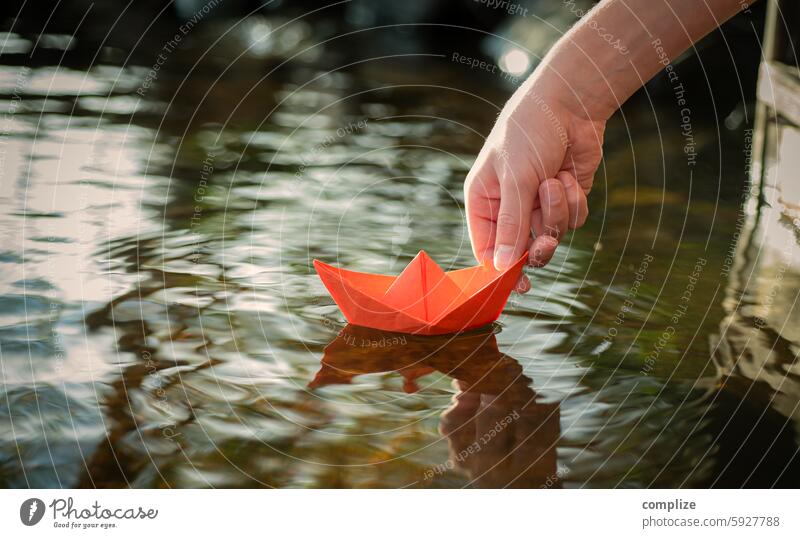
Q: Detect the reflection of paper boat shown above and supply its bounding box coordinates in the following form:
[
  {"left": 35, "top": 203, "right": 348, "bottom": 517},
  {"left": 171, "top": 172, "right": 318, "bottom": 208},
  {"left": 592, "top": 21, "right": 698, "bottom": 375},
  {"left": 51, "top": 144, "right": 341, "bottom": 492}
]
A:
[
  {"left": 309, "top": 325, "right": 533, "bottom": 396},
  {"left": 313, "top": 251, "right": 526, "bottom": 335},
  {"left": 308, "top": 325, "right": 559, "bottom": 488}
]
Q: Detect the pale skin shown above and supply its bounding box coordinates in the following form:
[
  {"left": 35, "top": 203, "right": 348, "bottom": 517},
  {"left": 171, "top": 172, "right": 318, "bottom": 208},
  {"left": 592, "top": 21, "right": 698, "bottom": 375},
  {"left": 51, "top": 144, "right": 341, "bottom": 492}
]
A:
[{"left": 465, "top": 0, "right": 748, "bottom": 291}]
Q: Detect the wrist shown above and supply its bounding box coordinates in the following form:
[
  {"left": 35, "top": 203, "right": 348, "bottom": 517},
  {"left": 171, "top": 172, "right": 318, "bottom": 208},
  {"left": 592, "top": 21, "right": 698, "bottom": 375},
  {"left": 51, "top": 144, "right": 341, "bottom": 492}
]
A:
[
  {"left": 534, "top": 38, "right": 631, "bottom": 122},
  {"left": 527, "top": 0, "right": 654, "bottom": 122}
]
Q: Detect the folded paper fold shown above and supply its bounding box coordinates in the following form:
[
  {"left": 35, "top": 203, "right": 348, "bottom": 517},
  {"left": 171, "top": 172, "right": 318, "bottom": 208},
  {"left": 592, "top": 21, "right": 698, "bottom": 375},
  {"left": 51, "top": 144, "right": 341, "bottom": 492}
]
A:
[{"left": 313, "top": 250, "right": 526, "bottom": 335}]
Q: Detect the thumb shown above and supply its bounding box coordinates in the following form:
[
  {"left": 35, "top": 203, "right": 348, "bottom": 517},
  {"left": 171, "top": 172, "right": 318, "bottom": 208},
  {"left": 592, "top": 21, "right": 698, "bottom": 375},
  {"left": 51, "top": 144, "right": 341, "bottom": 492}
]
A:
[{"left": 493, "top": 160, "right": 535, "bottom": 271}]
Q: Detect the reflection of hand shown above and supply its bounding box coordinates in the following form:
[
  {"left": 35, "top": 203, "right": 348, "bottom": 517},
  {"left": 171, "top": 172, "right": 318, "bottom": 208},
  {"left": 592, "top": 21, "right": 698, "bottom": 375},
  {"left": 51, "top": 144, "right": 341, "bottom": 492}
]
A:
[{"left": 439, "top": 380, "right": 560, "bottom": 488}]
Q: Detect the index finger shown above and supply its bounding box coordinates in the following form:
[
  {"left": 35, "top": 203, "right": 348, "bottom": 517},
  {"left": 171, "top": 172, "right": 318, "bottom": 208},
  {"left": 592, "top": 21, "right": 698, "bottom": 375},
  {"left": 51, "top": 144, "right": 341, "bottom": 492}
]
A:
[{"left": 464, "top": 162, "right": 500, "bottom": 264}]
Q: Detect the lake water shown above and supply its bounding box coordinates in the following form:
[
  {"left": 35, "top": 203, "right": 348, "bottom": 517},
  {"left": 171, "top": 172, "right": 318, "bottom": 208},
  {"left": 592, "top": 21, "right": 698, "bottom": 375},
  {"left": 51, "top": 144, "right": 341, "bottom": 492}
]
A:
[{"left": 1, "top": 10, "right": 798, "bottom": 488}]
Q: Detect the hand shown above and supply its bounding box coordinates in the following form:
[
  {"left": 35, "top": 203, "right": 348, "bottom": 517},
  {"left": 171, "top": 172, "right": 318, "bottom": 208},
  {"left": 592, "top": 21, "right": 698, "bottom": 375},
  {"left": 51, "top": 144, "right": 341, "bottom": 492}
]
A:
[{"left": 464, "top": 76, "right": 605, "bottom": 291}]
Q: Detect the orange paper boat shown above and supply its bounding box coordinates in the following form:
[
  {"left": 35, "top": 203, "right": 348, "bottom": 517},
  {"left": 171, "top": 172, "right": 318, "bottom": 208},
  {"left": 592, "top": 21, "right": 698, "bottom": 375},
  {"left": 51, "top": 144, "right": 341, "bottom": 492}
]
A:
[{"left": 313, "top": 251, "right": 526, "bottom": 335}]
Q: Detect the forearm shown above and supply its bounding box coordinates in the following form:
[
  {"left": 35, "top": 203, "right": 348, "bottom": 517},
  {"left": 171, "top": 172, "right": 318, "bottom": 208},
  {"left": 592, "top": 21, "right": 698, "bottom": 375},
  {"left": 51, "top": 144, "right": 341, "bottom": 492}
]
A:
[{"left": 528, "top": 0, "right": 747, "bottom": 120}]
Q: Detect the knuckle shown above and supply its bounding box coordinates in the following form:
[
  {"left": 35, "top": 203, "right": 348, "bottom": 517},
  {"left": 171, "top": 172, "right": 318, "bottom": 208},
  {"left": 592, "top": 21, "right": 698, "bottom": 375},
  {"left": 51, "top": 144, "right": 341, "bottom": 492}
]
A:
[
  {"left": 493, "top": 147, "right": 510, "bottom": 162},
  {"left": 543, "top": 223, "right": 561, "bottom": 237},
  {"left": 496, "top": 212, "right": 519, "bottom": 232},
  {"left": 557, "top": 171, "right": 576, "bottom": 186}
]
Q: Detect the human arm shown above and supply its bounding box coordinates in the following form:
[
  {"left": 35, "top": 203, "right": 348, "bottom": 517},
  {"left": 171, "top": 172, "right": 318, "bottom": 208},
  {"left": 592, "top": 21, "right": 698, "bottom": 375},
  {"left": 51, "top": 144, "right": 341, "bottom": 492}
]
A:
[{"left": 465, "top": 0, "right": 748, "bottom": 290}]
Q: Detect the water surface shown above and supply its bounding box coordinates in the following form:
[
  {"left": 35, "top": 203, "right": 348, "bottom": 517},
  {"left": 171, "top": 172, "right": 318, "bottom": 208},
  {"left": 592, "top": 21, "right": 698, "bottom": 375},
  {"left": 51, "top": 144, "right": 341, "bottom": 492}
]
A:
[{"left": 1, "top": 9, "right": 798, "bottom": 488}]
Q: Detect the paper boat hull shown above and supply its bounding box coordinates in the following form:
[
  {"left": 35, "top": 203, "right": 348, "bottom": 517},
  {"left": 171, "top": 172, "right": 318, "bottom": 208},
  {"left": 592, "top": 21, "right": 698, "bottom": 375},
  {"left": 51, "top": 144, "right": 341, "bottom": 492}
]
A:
[{"left": 314, "top": 252, "right": 526, "bottom": 335}]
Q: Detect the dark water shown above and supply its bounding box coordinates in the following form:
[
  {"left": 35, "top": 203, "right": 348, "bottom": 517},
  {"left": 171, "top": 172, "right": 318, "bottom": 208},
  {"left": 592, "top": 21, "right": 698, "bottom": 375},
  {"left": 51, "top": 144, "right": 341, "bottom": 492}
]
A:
[{"left": 1, "top": 6, "right": 799, "bottom": 488}]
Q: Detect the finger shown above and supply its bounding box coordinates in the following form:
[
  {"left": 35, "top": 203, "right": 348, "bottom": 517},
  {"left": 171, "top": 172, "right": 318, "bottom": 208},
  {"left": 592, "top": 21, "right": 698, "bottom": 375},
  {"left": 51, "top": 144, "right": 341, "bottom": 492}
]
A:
[
  {"left": 531, "top": 207, "right": 543, "bottom": 238},
  {"left": 514, "top": 236, "right": 534, "bottom": 292},
  {"left": 539, "top": 178, "right": 569, "bottom": 240},
  {"left": 465, "top": 160, "right": 500, "bottom": 264},
  {"left": 509, "top": 237, "right": 532, "bottom": 293},
  {"left": 529, "top": 234, "right": 559, "bottom": 267},
  {"left": 556, "top": 170, "right": 588, "bottom": 229},
  {"left": 493, "top": 160, "right": 535, "bottom": 271},
  {"left": 514, "top": 272, "right": 530, "bottom": 293}
]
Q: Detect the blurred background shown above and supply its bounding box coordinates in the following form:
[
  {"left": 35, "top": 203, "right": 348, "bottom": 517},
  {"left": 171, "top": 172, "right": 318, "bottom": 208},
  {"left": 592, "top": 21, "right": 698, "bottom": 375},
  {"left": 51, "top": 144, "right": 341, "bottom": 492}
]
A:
[{"left": 1, "top": 0, "right": 799, "bottom": 488}]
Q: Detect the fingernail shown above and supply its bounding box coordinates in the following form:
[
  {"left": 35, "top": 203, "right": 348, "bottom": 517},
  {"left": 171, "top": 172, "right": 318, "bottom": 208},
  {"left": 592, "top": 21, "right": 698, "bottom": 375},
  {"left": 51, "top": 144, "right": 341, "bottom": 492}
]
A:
[
  {"left": 493, "top": 245, "right": 515, "bottom": 270},
  {"left": 543, "top": 179, "right": 562, "bottom": 202}
]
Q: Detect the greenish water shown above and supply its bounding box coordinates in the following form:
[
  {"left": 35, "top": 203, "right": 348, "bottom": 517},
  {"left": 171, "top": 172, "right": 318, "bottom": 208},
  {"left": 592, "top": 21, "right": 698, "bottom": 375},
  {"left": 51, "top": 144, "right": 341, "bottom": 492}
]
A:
[{"left": 1, "top": 12, "right": 798, "bottom": 488}]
